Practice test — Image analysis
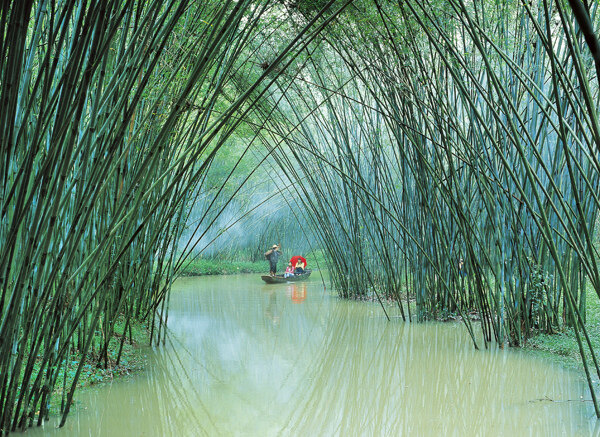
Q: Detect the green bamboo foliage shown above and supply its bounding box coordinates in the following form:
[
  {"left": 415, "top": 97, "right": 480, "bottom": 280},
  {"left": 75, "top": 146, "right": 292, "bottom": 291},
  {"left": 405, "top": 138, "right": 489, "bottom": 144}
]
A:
[
  {"left": 249, "top": 0, "right": 600, "bottom": 414},
  {"left": 3, "top": 0, "right": 599, "bottom": 430},
  {"left": 0, "top": 0, "right": 343, "bottom": 433}
]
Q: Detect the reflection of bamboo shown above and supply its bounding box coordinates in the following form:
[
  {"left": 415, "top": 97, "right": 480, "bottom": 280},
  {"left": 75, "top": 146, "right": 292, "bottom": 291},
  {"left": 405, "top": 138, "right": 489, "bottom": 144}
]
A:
[
  {"left": 148, "top": 336, "right": 219, "bottom": 435},
  {"left": 280, "top": 302, "right": 591, "bottom": 435}
]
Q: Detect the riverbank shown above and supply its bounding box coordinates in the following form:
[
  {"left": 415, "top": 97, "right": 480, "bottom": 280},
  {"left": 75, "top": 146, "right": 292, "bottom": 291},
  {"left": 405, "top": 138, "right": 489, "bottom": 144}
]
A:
[
  {"left": 523, "top": 285, "right": 600, "bottom": 375},
  {"left": 48, "top": 317, "right": 150, "bottom": 415},
  {"left": 179, "top": 251, "right": 328, "bottom": 277}
]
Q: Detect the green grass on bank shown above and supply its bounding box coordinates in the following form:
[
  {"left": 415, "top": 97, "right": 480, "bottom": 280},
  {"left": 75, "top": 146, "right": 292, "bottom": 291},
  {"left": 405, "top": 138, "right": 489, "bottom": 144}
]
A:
[
  {"left": 46, "top": 317, "right": 150, "bottom": 415},
  {"left": 523, "top": 285, "right": 600, "bottom": 375},
  {"left": 180, "top": 258, "right": 267, "bottom": 276}
]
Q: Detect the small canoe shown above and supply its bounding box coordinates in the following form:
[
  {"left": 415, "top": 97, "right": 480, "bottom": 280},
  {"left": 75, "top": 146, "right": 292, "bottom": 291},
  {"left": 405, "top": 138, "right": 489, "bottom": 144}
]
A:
[{"left": 261, "top": 270, "right": 312, "bottom": 284}]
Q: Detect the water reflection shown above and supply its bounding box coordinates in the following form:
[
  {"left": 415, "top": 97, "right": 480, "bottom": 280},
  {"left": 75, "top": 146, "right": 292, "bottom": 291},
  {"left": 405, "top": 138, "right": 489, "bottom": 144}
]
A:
[
  {"left": 281, "top": 309, "right": 596, "bottom": 436},
  {"left": 28, "top": 275, "right": 597, "bottom": 436},
  {"left": 286, "top": 282, "right": 307, "bottom": 304}
]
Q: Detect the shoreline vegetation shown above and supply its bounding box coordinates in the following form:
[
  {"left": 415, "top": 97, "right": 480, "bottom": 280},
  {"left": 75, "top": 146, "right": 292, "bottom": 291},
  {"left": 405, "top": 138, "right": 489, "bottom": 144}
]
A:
[
  {"left": 46, "top": 318, "right": 150, "bottom": 416},
  {"left": 179, "top": 250, "right": 328, "bottom": 276},
  {"left": 179, "top": 258, "right": 267, "bottom": 276},
  {"left": 523, "top": 285, "right": 600, "bottom": 377}
]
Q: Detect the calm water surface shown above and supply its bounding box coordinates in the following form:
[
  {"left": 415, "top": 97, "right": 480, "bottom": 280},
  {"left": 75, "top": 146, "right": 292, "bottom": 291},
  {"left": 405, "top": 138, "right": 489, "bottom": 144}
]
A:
[{"left": 31, "top": 274, "right": 597, "bottom": 436}]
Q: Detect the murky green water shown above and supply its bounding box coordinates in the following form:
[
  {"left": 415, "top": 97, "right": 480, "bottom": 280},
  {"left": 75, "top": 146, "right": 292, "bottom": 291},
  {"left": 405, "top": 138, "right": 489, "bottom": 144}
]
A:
[{"left": 31, "top": 274, "right": 597, "bottom": 436}]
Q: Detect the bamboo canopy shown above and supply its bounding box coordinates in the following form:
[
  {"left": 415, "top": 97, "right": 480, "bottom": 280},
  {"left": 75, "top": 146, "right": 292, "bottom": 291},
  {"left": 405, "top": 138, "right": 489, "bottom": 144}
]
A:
[
  {"left": 0, "top": 0, "right": 349, "bottom": 432},
  {"left": 2, "top": 0, "right": 600, "bottom": 432},
  {"left": 249, "top": 0, "right": 600, "bottom": 417}
]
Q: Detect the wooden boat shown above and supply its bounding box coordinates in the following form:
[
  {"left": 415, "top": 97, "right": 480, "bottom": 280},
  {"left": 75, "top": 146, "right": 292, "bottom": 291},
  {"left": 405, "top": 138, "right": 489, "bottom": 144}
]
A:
[{"left": 261, "top": 270, "right": 312, "bottom": 284}]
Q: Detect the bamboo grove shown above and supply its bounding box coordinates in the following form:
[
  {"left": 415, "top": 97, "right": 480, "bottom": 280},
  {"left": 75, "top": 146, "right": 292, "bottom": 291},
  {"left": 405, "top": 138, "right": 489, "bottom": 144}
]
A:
[
  {"left": 0, "top": 0, "right": 349, "bottom": 433},
  {"left": 2, "top": 0, "right": 600, "bottom": 433},
  {"left": 248, "top": 0, "right": 600, "bottom": 415}
]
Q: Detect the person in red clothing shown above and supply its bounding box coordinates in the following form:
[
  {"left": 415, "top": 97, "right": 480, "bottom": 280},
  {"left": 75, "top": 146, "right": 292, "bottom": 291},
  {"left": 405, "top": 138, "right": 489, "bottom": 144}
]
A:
[{"left": 284, "top": 262, "right": 295, "bottom": 278}]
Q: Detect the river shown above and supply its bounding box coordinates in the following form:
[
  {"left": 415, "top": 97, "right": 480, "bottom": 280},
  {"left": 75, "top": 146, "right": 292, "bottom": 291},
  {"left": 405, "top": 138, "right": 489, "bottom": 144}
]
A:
[{"left": 30, "top": 274, "right": 597, "bottom": 436}]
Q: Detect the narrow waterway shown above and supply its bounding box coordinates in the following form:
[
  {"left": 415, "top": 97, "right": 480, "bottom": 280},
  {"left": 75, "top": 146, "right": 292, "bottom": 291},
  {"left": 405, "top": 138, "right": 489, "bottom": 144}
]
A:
[{"left": 32, "top": 274, "right": 596, "bottom": 436}]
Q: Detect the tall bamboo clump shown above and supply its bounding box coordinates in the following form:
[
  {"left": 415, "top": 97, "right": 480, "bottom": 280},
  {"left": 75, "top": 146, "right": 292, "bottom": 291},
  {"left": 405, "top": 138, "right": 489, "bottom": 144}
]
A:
[
  {"left": 0, "top": 0, "right": 344, "bottom": 432},
  {"left": 251, "top": 0, "right": 600, "bottom": 414}
]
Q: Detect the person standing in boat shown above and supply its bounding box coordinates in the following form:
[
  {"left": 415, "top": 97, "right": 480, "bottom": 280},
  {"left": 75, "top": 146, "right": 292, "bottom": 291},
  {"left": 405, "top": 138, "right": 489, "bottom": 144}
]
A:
[{"left": 265, "top": 244, "right": 282, "bottom": 276}]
